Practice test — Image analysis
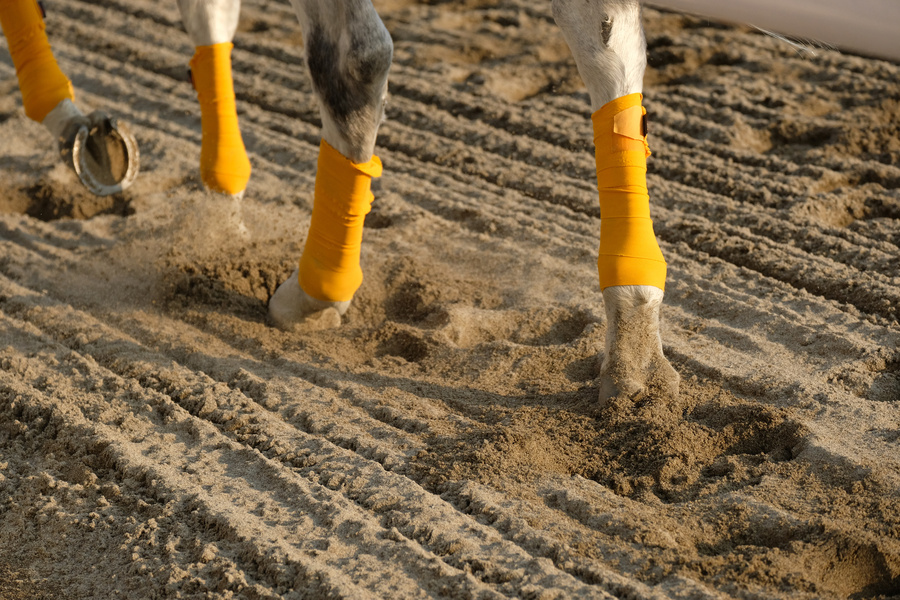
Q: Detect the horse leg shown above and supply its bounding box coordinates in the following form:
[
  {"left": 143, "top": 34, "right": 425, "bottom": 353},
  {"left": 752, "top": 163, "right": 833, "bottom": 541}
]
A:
[
  {"left": 553, "top": 0, "right": 679, "bottom": 403},
  {"left": 177, "top": 0, "right": 251, "bottom": 197},
  {"left": 0, "top": 0, "right": 138, "bottom": 195},
  {"left": 268, "top": 0, "right": 392, "bottom": 329}
]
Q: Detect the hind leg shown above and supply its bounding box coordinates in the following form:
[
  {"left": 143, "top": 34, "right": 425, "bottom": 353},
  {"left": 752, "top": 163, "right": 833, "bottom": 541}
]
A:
[
  {"left": 268, "top": 0, "right": 392, "bottom": 329},
  {"left": 553, "top": 0, "right": 679, "bottom": 403}
]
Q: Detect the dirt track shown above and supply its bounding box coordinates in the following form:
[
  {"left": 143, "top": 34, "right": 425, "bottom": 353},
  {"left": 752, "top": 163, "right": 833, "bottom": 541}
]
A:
[{"left": 1, "top": 0, "right": 899, "bottom": 598}]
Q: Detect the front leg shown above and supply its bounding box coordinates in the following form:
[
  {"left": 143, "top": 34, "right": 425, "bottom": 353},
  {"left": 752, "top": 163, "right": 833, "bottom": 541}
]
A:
[
  {"left": 553, "top": 0, "right": 679, "bottom": 403},
  {"left": 268, "top": 0, "right": 393, "bottom": 329}
]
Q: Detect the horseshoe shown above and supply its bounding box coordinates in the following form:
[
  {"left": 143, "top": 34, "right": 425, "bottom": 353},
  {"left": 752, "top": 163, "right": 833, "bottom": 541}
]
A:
[{"left": 66, "top": 110, "right": 140, "bottom": 197}]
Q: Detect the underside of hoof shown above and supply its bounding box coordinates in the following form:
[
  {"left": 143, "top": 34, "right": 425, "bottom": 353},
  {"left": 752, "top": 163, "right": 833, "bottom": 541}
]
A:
[{"left": 69, "top": 111, "right": 140, "bottom": 197}]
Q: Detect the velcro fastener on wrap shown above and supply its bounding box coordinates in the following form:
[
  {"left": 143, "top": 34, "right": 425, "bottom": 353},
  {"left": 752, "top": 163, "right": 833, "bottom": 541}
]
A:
[{"left": 592, "top": 93, "right": 666, "bottom": 291}]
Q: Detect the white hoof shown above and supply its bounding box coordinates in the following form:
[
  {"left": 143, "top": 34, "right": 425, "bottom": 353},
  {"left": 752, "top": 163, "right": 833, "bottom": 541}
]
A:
[
  {"left": 599, "top": 285, "right": 680, "bottom": 404},
  {"left": 268, "top": 270, "right": 350, "bottom": 331}
]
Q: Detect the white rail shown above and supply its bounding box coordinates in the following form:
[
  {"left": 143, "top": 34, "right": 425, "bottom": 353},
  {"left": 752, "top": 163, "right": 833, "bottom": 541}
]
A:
[{"left": 648, "top": 0, "right": 900, "bottom": 61}]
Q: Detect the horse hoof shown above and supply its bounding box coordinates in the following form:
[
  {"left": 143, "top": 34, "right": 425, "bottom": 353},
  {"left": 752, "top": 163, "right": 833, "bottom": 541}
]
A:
[
  {"left": 69, "top": 111, "right": 140, "bottom": 196},
  {"left": 268, "top": 270, "right": 351, "bottom": 331}
]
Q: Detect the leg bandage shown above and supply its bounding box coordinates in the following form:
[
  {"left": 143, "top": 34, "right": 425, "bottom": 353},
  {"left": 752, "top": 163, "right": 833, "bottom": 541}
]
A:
[
  {"left": 190, "top": 42, "right": 251, "bottom": 195},
  {"left": 593, "top": 93, "right": 667, "bottom": 291},
  {"left": 298, "top": 139, "right": 382, "bottom": 303},
  {"left": 0, "top": 0, "right": 74, "bottom": 123}
]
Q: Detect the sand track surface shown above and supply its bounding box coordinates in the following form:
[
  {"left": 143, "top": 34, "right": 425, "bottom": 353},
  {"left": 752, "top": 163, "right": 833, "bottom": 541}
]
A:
[{"left": 1, "top": 1, "right": 899, "bottom": 598}]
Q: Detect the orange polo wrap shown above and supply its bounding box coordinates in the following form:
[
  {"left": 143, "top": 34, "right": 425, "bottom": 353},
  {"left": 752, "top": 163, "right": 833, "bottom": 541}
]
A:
[
  {"left": 190, "top": 42, "right": 251, "bottom": 195},
  {"left": 298, "top": 140, "right": 382, "bottom": 302},
  {"left": 592, "top": 93, "right": 666, "bottom": 291},
  {"left": 0, "top": 0, "right": 74, "bottom": 122}
]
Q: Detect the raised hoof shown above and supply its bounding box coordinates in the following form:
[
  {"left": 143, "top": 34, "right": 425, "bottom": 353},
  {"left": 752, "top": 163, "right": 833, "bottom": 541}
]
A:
[
  {"left": 67, "top": 111, "right": 139, "bottom": 196},
  {"left": 267, "top": 270, "right": 350, "bottom": 331}
]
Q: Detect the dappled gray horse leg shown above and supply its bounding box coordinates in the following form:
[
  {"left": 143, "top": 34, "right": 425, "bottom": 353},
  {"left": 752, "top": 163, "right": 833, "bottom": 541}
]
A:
[{"left": 268, "top": 0, "right": 393, "bottom": 329}]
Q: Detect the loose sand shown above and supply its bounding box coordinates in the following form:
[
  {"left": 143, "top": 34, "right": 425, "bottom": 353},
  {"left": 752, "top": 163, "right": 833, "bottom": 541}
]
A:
[{"left": 1, "top": 0, "right": 898, "bottom": 598}]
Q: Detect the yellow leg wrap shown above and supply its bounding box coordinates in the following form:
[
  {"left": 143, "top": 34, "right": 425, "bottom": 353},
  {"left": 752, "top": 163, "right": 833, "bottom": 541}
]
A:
[
  {"left": 298, "top": 139, "right": 382, "bottom": 303},
  {"left": 190, "top": 42, "right": 251, "bottom": 196},
  {"left": 0, "top": 0, "right": 74, "bottom": 123},
  {"left": 593, "top": 93, "right": 667, "bottom": 291}
]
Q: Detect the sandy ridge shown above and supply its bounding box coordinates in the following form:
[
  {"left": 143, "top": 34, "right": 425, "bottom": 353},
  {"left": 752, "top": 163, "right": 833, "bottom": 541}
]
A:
[{"left": 0, "top": 275, "right": 621, "bottom": 598}]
